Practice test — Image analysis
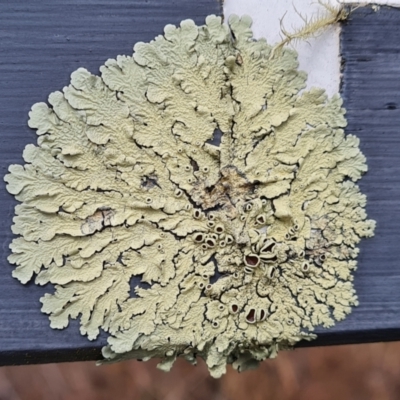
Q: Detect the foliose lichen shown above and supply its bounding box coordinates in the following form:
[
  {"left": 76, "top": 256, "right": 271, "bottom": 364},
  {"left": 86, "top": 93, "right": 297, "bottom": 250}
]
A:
[{"left": 5, "top": 15, "right": 375, "bottom": 377}]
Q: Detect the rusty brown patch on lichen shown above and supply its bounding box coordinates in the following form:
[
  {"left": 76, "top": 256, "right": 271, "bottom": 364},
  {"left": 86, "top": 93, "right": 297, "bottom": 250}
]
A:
[{"left": 191, "top": 166, "right": 255, "bottom": 218}]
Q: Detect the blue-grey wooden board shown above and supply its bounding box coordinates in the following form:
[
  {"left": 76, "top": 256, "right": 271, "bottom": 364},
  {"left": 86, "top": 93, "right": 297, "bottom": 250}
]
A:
[
  {"left": 0, "top": 2, "right": 399, "bottom": 365},
  {"left": 0, "top": 0, "right": 222, "bottom": 365},
  {"left": 310, "top": 5, "right": 400, "bottom": 347}
]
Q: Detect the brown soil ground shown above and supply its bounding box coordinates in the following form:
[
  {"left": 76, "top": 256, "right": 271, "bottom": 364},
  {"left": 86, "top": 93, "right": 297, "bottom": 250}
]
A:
[{"left": 1, "top": 342, "right": 400, "bottom": 400}]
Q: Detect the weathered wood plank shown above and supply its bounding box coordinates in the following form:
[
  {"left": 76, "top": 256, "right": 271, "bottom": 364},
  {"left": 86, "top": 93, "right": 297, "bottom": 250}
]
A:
[
  {"left": 307, "top": 5, "right": 400, "bottom": 346},
  {"left": 0, "top": 0, "right": 222, "bottom": 365},
  {"left": 0, "top": 3, "right": 400, "bottom": 365}
]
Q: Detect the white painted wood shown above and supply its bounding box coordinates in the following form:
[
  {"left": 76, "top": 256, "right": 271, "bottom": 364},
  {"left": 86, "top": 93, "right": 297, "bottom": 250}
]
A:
[
  {"left": 223, "top": 0, "right": 341, "bottom": 96},
  {"left": 223, "top": 0, "right": 400, "bottom": 96},
  {"left": 341, "top": 0, "right": 400, "bottom": 5}
]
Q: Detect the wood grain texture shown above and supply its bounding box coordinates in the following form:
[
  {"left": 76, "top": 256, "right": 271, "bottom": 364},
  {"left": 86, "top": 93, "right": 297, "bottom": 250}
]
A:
[
  {"left": 308, "top": 5, "right": 400, "bottom": 347},
  {"left": 0, "top": 0, "right": 222, "bottom": 366},
  {"left": 0, "top": 2, "right": 399, "bottom": 366}
]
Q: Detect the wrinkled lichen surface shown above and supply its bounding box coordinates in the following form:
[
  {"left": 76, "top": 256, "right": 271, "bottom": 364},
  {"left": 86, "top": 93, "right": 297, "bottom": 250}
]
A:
[{"left": 5, "top": 15, "right": 375, "bottom": 377}]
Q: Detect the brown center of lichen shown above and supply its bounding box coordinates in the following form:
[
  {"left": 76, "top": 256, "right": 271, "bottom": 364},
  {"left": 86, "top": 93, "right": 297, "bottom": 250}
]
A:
[{"left": 191, "top": 166, "right": 255, "bottom": 218}]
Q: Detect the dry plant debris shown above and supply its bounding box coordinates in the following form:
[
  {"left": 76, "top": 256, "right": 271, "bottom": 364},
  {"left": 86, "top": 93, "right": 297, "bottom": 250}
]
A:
[
  {"left": 5, "top": 15, "right": 375, "bottom": 377},
  {"left": 273, "top": 1, "right": 350, "bottom": 53}
]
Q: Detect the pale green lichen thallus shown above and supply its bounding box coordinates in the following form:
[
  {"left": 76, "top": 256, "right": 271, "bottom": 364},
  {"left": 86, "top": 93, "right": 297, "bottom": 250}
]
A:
[{"left": 5, "top": 15, "right": 375, "bottom": 377}]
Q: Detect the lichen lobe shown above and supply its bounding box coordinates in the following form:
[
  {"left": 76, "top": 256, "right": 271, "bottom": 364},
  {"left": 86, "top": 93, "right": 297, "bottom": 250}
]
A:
[{"left": 5, "top": 14, "right": 375, "bottom": 378}]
